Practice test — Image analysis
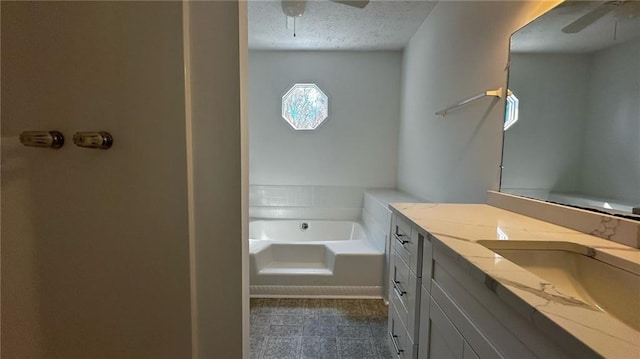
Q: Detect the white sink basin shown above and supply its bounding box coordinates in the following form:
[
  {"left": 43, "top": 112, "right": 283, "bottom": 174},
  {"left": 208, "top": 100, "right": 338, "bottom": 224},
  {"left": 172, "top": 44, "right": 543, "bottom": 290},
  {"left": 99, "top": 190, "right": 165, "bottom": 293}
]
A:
[{"left": 478, "top": 241, "right": 640, "bottom": 331}]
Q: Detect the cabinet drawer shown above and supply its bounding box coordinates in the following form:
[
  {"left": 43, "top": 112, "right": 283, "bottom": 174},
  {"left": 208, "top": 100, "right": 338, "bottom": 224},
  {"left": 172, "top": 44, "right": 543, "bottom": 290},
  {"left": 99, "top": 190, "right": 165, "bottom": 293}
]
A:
[
  {"left": 392, "top": 217, "right": 423, "bottom": 276},
  {"left": 391, "top": 250, "right": 411, "bottom": 309},
  {"left": 391, "top": 215, "right": 412, "bottom": 268},
  {"left": 389, "top": 280, "right": 409, "bottom": 330},
  {"left": 391, "top": 250, "right": 421, "bottom": 341},
  {"left": 392, "top": 214, "right": 412, "bottom": 240},
  {"left": 388, "top": 300, "right": 417, "bottom": 359}
]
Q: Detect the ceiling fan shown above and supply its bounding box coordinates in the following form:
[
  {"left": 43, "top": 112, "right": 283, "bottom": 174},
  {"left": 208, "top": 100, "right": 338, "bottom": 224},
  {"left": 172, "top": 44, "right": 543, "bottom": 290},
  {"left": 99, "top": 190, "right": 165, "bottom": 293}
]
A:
[
  {"left": 281, "top": 0, "right": 369, "bottom": 18},
  {"left": 562, "top": 0, "right": 640, "bottom": 33}
]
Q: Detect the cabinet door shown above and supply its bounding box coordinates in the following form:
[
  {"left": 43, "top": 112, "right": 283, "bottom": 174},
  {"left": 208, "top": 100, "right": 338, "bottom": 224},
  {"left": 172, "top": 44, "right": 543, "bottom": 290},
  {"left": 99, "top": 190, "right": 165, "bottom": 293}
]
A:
[
  {"left": 418, "top": 287, "right": 431, "bottom": 359},
  {"left": 425, "top": 294, "right": 484, "bottom": 359},
  {"left": 429, "top": 299, "right": 464, "bottom": 359}
]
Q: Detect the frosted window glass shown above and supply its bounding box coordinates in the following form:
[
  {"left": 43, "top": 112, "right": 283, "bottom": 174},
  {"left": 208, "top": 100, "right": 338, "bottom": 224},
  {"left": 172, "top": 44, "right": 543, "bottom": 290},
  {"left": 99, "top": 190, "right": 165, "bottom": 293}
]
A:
[
  {"left": 282, "top": 84, "right": 328, "bottom": 130},
  {"left": 504, "top": 91, "right": 519, "bottom": 131}
]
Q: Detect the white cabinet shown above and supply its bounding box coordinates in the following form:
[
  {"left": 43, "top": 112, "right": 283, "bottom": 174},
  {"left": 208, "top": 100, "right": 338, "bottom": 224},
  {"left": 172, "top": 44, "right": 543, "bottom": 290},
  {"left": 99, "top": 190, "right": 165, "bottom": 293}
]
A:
[
  {"left": 430, "top": 240, "right": 582, "bottom": 358},
  {"left": 390, "top": 212, "right": 504, "bottom": 359},
  {"left": 428, "top": 298, "right": 464, "bottom": 358},
  {"left": 418, "top": 286, "right": 431, "bottom": 358},
  {"left": 419, "top": 279, "right": 487, "bottom": 359},
  {"left": 388, "top": 298, "right": 417, "bottom": 359},
  {"left": 430, "top": 300, "right": 479, "bottom": 359},
  {"left": 390, "top": 212, "right": 594, "bottom": 359},
  {"left": 390, "top": 250, "right": 421, "bottom": 339},
  {"left": 421, "top": 232, "right": 433, "bottom": 288},
  {"left": 388, "top": 214, "right": 427, "bottom": 358},
  {"left": 392, "top": 214, "right": 422, "bottom": 276}
]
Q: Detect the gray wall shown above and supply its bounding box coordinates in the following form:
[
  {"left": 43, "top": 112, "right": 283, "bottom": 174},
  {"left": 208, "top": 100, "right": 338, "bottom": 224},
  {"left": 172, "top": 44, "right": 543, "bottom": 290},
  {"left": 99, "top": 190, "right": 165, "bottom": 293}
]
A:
[
  {"left": 501, "top": 53, "right": 590, "bottom": 198},
  {"left": 581, "top": 39, "right": 640, "bottom": 203},
  {"left": 502, "top": 39, "right": 640, "bottom": 204},
  {"left": 397, "top": 1, "right": 560, "bottom": 203},
  {"left": 248, "top": 51, "right": 401, "bottom": 188}
]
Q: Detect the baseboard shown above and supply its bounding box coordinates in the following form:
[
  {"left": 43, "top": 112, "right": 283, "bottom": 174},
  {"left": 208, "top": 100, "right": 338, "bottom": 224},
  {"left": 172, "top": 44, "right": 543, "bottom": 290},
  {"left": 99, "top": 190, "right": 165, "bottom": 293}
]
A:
[{"left": 250, "top": 285, "right": 383, "bottom": 298}]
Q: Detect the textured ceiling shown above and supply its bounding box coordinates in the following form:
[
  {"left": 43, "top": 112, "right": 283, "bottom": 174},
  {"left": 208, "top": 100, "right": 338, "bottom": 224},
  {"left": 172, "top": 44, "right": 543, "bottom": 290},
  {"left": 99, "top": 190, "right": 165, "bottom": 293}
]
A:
[
  {"left": 248, "top": 0, "right": 437, "bottom": 50},
  {"left": 512, "top": 1, "right": 640, "bottom": 53}
]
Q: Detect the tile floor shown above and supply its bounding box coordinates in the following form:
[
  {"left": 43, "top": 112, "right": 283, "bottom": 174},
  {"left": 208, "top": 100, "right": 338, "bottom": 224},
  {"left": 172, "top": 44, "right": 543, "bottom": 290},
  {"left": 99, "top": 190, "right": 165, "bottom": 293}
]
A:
[{"left": 250, "top": 298, "right": 394, "bottom": 359}]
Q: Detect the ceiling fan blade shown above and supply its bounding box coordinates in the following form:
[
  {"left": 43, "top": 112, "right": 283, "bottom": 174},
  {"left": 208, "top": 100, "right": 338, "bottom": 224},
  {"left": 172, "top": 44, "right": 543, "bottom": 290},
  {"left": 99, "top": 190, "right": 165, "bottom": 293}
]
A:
[
  {"left": 330, "top": 0, "right": 369, "bottom": 9},
  {"left": 562, "top": 1, "right": 620, "bottom": 33}
]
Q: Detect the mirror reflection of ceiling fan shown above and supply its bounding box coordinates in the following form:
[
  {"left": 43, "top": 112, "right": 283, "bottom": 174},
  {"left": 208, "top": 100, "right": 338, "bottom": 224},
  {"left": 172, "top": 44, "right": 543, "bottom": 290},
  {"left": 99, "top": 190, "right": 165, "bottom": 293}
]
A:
[
  {"left": 281, "top": 0, "right": 369, "bottom": 18},
  {"left": 562, "top": 0, "right": 640, "bottom": 33}
]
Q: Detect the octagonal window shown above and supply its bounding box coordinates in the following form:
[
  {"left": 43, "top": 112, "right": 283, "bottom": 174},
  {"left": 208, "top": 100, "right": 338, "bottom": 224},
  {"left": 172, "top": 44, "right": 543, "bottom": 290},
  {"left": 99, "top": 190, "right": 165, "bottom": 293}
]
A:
[{"left": 282, "top": 83, "right": 328, "bottom": 130}]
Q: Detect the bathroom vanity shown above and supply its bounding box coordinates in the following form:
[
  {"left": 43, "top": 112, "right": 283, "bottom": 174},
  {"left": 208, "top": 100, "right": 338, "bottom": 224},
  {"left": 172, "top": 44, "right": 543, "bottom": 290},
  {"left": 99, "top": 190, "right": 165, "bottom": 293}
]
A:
[
  {"left": 385, "top": 0, "right": 640, "bottom": 355},
  {"left": 386, "top": 202, "right": 640, "bottom": 358}
]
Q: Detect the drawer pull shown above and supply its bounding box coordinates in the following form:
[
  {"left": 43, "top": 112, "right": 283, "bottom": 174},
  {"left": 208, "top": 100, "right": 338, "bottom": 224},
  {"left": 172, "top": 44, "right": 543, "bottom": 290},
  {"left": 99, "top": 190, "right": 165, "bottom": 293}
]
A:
[
  {"left": 393, "top": 233, "right": 409, "bottom": 245},
  {"left": 389, "top": 331, "right": 404, "bottom": 355},
  {"left": 393, "top": 280, "right": 406, "bottom": 297}
]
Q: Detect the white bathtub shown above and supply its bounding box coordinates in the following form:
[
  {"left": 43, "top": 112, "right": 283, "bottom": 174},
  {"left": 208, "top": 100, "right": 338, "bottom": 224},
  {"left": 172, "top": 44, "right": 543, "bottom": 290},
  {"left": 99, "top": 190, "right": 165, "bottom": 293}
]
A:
[
  {"left": 249, "top": 220, "right": 384, "bottom": 297},
  {"left": 250, "top": 219, "right": 367, "bottom": 242}
]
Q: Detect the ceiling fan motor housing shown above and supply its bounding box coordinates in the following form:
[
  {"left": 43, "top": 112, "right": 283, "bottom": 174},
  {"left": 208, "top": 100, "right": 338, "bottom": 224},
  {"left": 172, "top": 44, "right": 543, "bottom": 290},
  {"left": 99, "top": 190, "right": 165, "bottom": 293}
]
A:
[{"left": 282, "top": 0, "right": 306, "bottom": 17}]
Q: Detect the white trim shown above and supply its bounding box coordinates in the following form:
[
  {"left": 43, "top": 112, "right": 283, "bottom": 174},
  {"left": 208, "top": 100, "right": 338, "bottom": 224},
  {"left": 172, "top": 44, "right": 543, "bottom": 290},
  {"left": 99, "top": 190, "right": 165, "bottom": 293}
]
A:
[
  {"left": 181, "top": 2, "right": 198, "bottom": 358},
  {"left": 238, "top": 1, "right": 250, "bottom": 359},
  {"left": 250, "top": 285, "right": 383, "bottom": 298}
]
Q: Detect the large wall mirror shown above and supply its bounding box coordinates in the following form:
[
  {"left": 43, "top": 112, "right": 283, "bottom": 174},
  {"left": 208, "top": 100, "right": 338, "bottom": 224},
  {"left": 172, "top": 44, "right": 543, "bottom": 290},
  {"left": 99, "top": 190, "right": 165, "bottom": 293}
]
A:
[{"left": 501, "top": 0, "right": 640, "bottom": 218}]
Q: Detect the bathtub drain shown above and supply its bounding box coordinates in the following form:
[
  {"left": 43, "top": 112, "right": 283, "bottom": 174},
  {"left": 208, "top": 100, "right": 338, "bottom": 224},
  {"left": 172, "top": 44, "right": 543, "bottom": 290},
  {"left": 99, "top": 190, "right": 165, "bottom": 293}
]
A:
[{"left": 300, "top": 222, "right": 309, "bottom": 231}]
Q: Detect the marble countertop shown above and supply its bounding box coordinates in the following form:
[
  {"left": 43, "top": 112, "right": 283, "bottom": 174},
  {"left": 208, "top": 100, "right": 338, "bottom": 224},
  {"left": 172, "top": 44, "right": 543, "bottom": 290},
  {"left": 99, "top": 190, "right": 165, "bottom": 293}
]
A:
[{"left": 390, "top": 203, "right": 640, "bottom": 358}]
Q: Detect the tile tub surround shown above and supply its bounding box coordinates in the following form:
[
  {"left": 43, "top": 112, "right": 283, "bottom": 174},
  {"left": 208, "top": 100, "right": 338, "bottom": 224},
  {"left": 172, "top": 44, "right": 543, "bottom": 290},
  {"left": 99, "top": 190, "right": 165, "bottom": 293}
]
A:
[
  {"left": 363, "top": 189, "right": 422, "bottom": 252},
  {"left": 390, "top": 202, "right": 640, "bottom": 358},
  {"left": 249, "top": 185, "right": 365, "bottom": 221},
  {"left": 250, "top": 298, "right": 393, "bottom": 359}
]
